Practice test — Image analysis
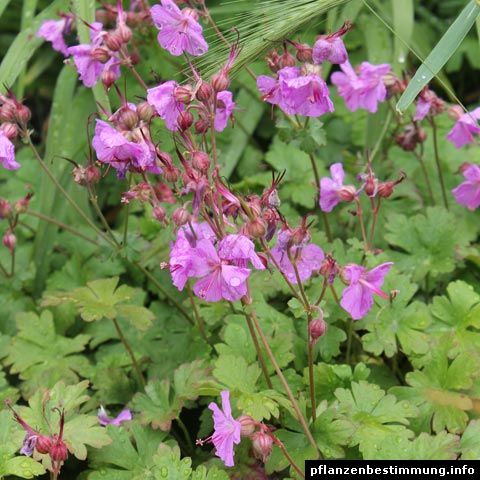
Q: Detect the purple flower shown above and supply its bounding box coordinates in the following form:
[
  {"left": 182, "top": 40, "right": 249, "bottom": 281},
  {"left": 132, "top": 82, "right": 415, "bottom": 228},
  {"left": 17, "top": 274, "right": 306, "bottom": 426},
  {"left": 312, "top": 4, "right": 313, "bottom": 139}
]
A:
[
  {"left": 147, "top": 81, "right": 184, "bottom": 131},
  {"left": 319, "top": 162, "right": 356, "bottom": 212},
  {"left": 446, "top": 107, "right": 480, "bottom": 149},
  {"left": 257, "top": 66, "right": 333, "bottom": 117},
  {"left": 270, "top": 230, "right": 324, "bottom": 284},
  {"left": 340, "top": 262, "right": 393, "bottom": 320},
  {"left": 98, "top": 406, "right": 132, "bottom": 426},
  {"left": 312, "top": 36, "right": 348, "bottom": 65},
  {"left": 67, "top": 22, "right": 120, "bottom": 88},
  {"left": 331, "top": 61, "right": 390, "bottom": 113},
  {"left": 151, "top": 0, "right": 208, "bottom": 57},
  {"left": 0, "top": 131, "right": 19, "bottom": 170},
  {"left": 208, "top": 391, "right": 241, "bottom": 467},
  {"left": 451, "top": 164, "right": 480, "bottom": 211},
  {"left": 92, "top": 119, "right": 157, "bottom": 178},
  {"left": 214, "top": 90, "right": 235, "bottom": 132},
  {"left": 36, "top": 19, "right": 70, "bottom": 56}
]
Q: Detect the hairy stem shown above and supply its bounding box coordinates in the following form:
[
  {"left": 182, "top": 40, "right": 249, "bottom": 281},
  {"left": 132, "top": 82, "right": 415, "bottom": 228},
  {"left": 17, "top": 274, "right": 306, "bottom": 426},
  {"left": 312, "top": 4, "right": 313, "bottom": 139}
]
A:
[
  {"left": 308, "top": 338, "right": 316, "bottom": 424},
  {"left": 354, "top": 197, "right": 369, "bottom": 252},
  {"left": 187, "top": 282, "right": 210, "bottom": 343}
]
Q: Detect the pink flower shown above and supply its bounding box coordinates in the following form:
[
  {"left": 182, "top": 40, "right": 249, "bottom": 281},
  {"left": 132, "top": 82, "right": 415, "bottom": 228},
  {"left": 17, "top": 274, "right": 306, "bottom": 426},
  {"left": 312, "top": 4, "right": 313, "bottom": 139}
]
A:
[
  {"left": 147, "top": 81, "right": 184, "bottom": 131},
  {"left": 257, "top": 66, "right": 333, "bottom": 117},
  {"left": 340, "top": 262, "right": 393, "bottom": 320},
  {"left": 214, "top": 90, "right": 235, "bottom": 132},
  {"left": 98, "top": 406, "right": 132, "bottom": 426},
  {"left": 0, "top": 131, "right": 19, "bottom": 170},
  {"left": 92, "top": 119, "right": 157, "bottom": 178},
  {"left": 312, "top": 21, "right": 352, "bottom": 65},
  {"left": 36, "top": 19, "right": 70, "bottom": 56},
  {"left": 151, "top": 0, "right": 208, "bottom": 57},
  {"left": 67, "top": 22, "right": 120, "bottom": 88},
  {"left": 446, "top": 107, "right": 480, "bottom": 149},
  {"left": 319, "top": 162, "right": 356, "bottom": 212},
  {"left": 208, "top": 391, "right": 241, "bottom": 467},
  {"left": 413, "top": 88, "right": 444, "bottom": 121},
  {"left": 270, "top": 229, "right": 324, "bottom": 283},
  {"left": 331, "top": 61, "right": 390, "bottom": 113},
  {"left": 451, "top": 164, "right": 480, "bottom": 211}
]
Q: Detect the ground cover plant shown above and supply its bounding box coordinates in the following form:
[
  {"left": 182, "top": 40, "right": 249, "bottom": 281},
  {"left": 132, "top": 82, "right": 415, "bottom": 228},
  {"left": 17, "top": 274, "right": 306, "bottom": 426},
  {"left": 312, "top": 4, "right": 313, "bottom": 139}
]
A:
[{"left": 1, "top": 0, "right": 480, "bottom": 478}]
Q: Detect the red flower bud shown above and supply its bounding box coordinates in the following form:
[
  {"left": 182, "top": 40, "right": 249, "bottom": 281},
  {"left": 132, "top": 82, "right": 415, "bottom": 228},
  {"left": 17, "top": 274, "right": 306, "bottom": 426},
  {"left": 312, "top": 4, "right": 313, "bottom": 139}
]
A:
[
  {"left": 35, "top": 435, "right": 53, "bottom": 455},
  {"left": 237, "top": 414, "right": 256, "bottom": 438},
  {"left": 194, "top": 117, "right": 209, "bottom": 134},
  {"left": 163, "top": 163, "right": 180, "bottom": 183},
  {"left": 251, "top": 431, "right": 273, "bottom": 463},
  {"left": 309, "top": 316, "right": 327, "bottom": 342},
  {"left": 3, "top": 229, "right": 16, "bottom": 251},
  {"left": 1, "top": 122, "right": 18, "bottom": 140},
  {"left": 196, "top": 81, "right": 213, "bottom": 103},
  {"left": 174, "top": 85, "right": 193, "bottom": 104},
  {"left": 137, "top": 102, "right": 155, "bottom": 122},
  {"left": 0, "top": 198, "right": 11, "bottom": 218},
  {"left": 337, "top": 185, "right": 356, "bottom": 202},
  {"left": 101, "top": 69, "right": 117, "bottom": 90},
  {"left": 92, "top": 47, "right": 111, "bottom": 63},
  {"left": 211, "top": 71, "right": 230, "bottom": 92},
  {"left": 117, "top": 24, "right": 132, "bottom": 43},
  {"left": 104, "top": 32, "right": 122, "bottom": 52},
  {"left": 177, "top": 111, "right": 194, "bottom": 131},
  {"left": 49, "top": 440, "right": 68, "bottom": 462},
  {"left": 152, "top": 205, "right": 166, "bottom": 222},
  {"left": 278, "top": 50, "right": 296, "bottom": 68},
  {"left": 246, "top": 218, "right": 266, "bottom": 238},
  {"left": 192, "top": 151, "right": 210, "bottom": 172},
  {"left": 172, "top": 207, "right": 190, "bottom": 226},
  {"left": 15, "top": 104, "right": 31, "bottom": 125}
]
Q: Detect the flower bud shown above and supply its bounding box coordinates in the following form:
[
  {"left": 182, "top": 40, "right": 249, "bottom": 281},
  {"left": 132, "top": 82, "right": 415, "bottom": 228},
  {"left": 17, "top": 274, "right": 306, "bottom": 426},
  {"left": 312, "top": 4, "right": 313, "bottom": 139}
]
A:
[
  {"left": 152, "top": 204, "right": 166, "bottom": 222},
  {"left": 0, "top": 198, "right": 11, "bottom": 218},
  {"left": 101, "top": 69, "right": 117, "bottom": 90},
  {"left": 382, "top": 71, "right": 404, "bottom": 96},
  {"left": 295, "top": 43, "right": 313, "bottom": 62},
  {"left": 192, "top": 151, "right": 210, "bottom": 171},
  {"left": 120, "top": 108, "right": 139, "bottom": 130},
  {"left": 117, "top": 24, "right": 132, "bottom": 43},
  {"left": 337, "top": 185, "right": 356, "bottom": 202},
  {"left": 237, "top": 415, "right": 256, "bottom": 437},
  {"left": 251, "top": 431, "right": 273, "bottom": 463},
  {"left": 174, "top": 85, "right": 193, "bottom": 104},
  {"left": 104, "top": 32, "right": 122, "bottom": 52},
  {"left": 49, "top": 440, "right": 68, "bottom": 462},
  {"left": 92, "top": 47, "right": 111, "bottom": 63},
  {"left": 163, "top": 163, "right": 180, "bottom": 183},
  {"left": 309, "top": 317, "right": 327, "bottom": 342},
  {"left": 246, "top": 218, "right": 266, "bottom": 238},
  {"left": 194, "top": 117, "right": 209, "bottom": 134},
  {"left": 172, "top": 207, "right": 190, "bottom": 226},
  {"left": 447, "top": 105, "right": 463, "bottom": 121},
  {"left": 13, "top": 194, "right": 32, "bottom": 213},
  {"left": 278, "top": 50, "right": 296, "bottom": 68},
  {"left": 211, "top": 71, "right": 230, "bottom": 92},
  {"left": 177, "top": 111, "right": 194, "bottom": 131},
  {"left": 3, "top": 229, "right": 16, "bottom": 251},
  {"left": 364, "top": 175, "right": 377, "bottom": 197},
  {"left": 196, "top": 81, "right": 213, "bottom": 103},
  {"left": 1, "top": 122, "right": 18, "bottom": 140},
  {"left": 85, "top": 165, "right": 101, "bottom": 185},
  {"left": 35, "top": 435, "right": 53, "bottom": 455},
  {"left": 137, "top": 102, "right": 155, "bottom": 122},
  {"left": 15, "top": 104, "right": 31, "bottom": 124}
]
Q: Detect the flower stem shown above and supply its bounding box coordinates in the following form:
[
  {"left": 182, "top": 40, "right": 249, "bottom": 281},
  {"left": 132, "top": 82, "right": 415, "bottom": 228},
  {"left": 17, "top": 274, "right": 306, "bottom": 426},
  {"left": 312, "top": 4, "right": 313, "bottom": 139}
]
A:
[
  {"left": 308, "top": 339, "right": 316, "bottom": 424},
  {"left": 429, "top": 118, "right": 449, "bottom": 210},
  {"left": 367, "top": 197, "right": 381, "bottom": 251},
  {"left": 248, "top": 306, "right": 320, "bottom": 457},
  {"left": 187, "top": 282, "right": 210, "bottom": 343},
  {"left": 354, "top": 197, "right": 369, "bottom": 252},
  {"left": 112, "top": 317, "right": 146, "bottom": 388},
  {"left": 268, "top": 430, "right": 305, "bottom": 478},
  {"left": 413, "top": 150, "right": 435, "bottom": 205}
]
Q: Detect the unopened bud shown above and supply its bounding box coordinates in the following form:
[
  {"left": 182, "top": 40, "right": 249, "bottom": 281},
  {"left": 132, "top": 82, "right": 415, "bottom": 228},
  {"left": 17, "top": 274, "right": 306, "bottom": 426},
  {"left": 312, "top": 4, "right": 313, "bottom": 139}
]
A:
[
  {"left": 49, "top": 440, "right": 68, "bottom": 462},
  {"left": 364, "top": 176, "right": 377, "bottom": 197},
  {"left": 309, "top": 317, "right": 327, "bottom": 342},
  {"left": 104, "top": 32, "right": 122, "bottom": 52},
  {"left": 211, "top": 71, "right": 230, "bottom": 92},
  {"left": 382, "top": 71, "right": 404, "bottom": 95},
  {"left": 163, "top": 163, "right": 180, "bottom": 183},
  {"left": 251, "top": 431, "right": 273, "bottom": 463},
  {"left": 101, "top": 69, "right": 117, "bottom": 90},
  {"left": 35, "top": 435, "right": 53, "bottom": 455},
  {"left": 447, "top": 105, "right": 463, "bottom": 121},
  {"left": 137, "top": 102, "right": 155, "bottom": 122},
  {"left": 152, "top": 204, "right": 166, "bottom": 222},
  {"left": 85, "top": 165, "right": 101, "bottom": 185},
  {"left": 92, "top": 47, "right": 111, "bottom": 63},
  {"left": 295, "top": 43, "right": 313, "bottom": 62},
  {"left": 246, "top": 218, "right": 266, "bottom": 238},
  {"left": 0, "top": 199, "right": 11, "bottom": 218},
  {"left": 120, "top": 108, "right": 139, "bottom": 130},
  {"left": 117, "top": 24, "right": 132, "bottom": 43},
  {"left": 337, "top": 185, "right": 356, "bottom": 202},
  {"left": 278, "top": 50, "right": 296, "bottom": 68},
  {"left": 194, "top": 117, "right": 209, "bottom": 134},
  {"left": 177, "top": 111, "right": 194, "bottom": 131},
  {"left": 196, "top": 81, "right": 213, "bottom": 103},
  {"left": 174, "top": 85, "right": 193, "bottom": 104},
  {"left": 15, "top": 104, "right": 31, "bottom": 124},
  {"left": 192, "top": 151, "right": 210, "bottom": 171},
  {"left": 172, "top": 207, "right": 190, "bottom": 226},
  {"left": 1, "top": 122, "right": 18, "bottom": 140},
  {"left": 3, "top": 229, "right": 16, "bottom": 251},
  {"left": 237, "top": 415, "right": 256, "bottom": 437}
]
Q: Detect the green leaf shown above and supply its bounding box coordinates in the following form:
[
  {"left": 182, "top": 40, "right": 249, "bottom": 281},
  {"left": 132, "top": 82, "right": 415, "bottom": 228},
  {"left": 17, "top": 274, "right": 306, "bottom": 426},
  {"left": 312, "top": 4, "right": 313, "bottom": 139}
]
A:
[
  {"left": 459, "top": 420, "right": 480, "bottom": 460},
  {"left": 392, "top": 0, "right": 414, "bottom": 71},
  {"left": 236, "top": 390, "right": 283, "bottom": 421},
  {"left": 213, "top": 354, "right": 261, "bottom": 393},
  {"left": 214, "top": 317, "right": 257, "bottom": 364},
  {"left": 335, "top": 381, "right": 417, "bottom": 458},
  {"left": 4, "top": 311, "right": 91, "bottom": 397},
  {"left": 396, "top": 1, "right": 480, "bottom": 113}
]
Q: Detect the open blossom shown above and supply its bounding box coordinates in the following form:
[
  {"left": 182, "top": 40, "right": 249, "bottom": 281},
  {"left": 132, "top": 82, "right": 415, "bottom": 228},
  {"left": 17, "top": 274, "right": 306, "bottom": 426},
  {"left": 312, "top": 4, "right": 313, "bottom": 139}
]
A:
[
  {"left": 320, "top": 162, "right": 356, "bottom": 212},
  {"left": 92, "top": 119, "right": 158, "bottom": 178},
  {"left": 151, "top": 0, "right": 208, "bottom": 56},
  {"left": 451, "top": 164, "right": 480, "bottom": 211},
  {"left": 98, "top": 406, "right": 132, "bottom": 426},
  {"left": 147, "top": 81, "right": 184, "bottom": 131},
  {"left": 270, "top": 229, "right": 324, "bottom": 283},
  {"left": 446, "top": 107, "right": 480, "bottom": 149},
  {"left": 340, "top": 262, "right": 393, "bottom": 320},
  {"left": 257, "top": 66, "right": 334, "bottom": 117},
  {"left": 207, "top": 391, "right": 241, "bottom": 467},
  {"left": 67, "top": 22, "right": 120, "bottom": 88},
  {"left": 331, "top": 61, "right": 390, "bottom": 113},
  {"left": 0, "top": 131, "right": 19, "bottom": 170},
  {"left": 36, "top": 17, "right": 73, "bottom": 56},
  {"left": 214, "top": 90, "right": 235, "bottom": 132}
]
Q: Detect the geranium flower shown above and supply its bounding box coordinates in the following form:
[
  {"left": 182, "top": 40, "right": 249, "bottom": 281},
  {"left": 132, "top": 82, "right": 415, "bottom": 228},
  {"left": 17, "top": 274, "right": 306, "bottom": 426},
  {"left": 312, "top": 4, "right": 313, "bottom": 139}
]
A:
[
  {"left": 0, "top": 131, "right": 19, "bottom": 170},
  {"left": 331, "top": 61, "right": 390, "bottom": 113},
  {"left": 214, "top": 90, "right": 235, "bottom": 132},
  {"left": 150, "top": 0, "right": 208, "bottom": 56},
  {"left": 312, "top": 20, "right": 352, "bottom": 65},
  {"left": 340, "top": 262, "right": 393, "bottom": 320},
  {"left": 451, "top": 164, "right": 480, "bottom": 211},
  {"left": 147, "top": 80, "right": 184, "bottom": 131},
  {"left": 208, "top": 391, "right": 241, "bottom": 467},
  {"left": 98, "top": 406, "right": 132, "bottom": 426},
  {"left": 446, "top": 107, "right": 480, "bottom": 149},
  {"left": 319, "top": 162, "right": 356, "bottom": 212},
  {"left": 36, "top": 18, "right": 71, "bottom": 56}
]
